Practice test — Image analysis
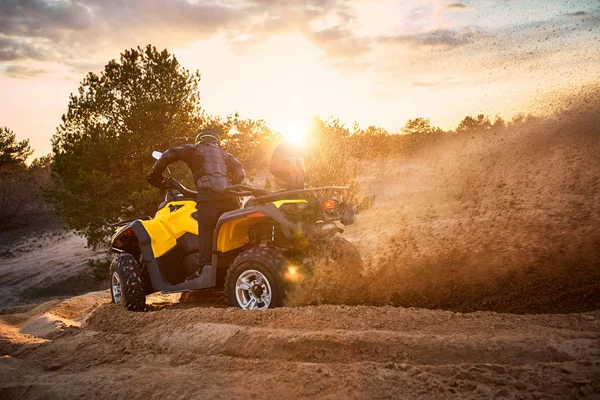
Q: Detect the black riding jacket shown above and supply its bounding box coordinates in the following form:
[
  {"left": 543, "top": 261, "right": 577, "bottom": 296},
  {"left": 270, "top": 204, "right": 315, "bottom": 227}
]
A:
[{"left": 151, "top": 144, "right": 246, "bottom": 202}]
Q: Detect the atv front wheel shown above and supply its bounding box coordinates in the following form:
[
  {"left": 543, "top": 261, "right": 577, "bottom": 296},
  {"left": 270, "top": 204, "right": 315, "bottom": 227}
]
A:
[
  {"left": 225, "top": 248, "right": 290, "bottom": 310},
  {"left": 110, "top": 253, "right": 147, "bottom": 311}
]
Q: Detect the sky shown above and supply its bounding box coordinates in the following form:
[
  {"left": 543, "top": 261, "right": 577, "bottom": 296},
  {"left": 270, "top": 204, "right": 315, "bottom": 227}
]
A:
[{"left": 0, "top": 0, "right": 598, "bottom": 157}]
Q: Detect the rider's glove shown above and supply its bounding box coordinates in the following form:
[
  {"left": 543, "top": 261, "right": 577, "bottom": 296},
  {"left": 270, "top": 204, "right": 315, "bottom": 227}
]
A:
[{"left": 146, "top": 172, "right": 170, "bottom": 189}]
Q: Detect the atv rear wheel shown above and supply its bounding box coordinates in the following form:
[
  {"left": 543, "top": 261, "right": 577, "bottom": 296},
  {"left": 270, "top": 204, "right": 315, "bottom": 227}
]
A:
[
  {"left": 225, "top": 248, "right": 290, "bottom": 310},
  {"left": 110, "top": 253, "right": 147, "bottom": 311},
  {"left": 317, "top": 236, "right": 364, "bottom": 275}
]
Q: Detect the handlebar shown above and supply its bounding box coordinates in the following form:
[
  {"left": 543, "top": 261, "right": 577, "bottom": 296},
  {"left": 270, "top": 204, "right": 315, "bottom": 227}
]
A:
[{"left": 168, "top": 179, "right": 198, "bottom": 198}]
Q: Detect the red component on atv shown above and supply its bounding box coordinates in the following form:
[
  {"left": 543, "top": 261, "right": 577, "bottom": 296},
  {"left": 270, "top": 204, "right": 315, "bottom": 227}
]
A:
[{"left": 322, "top": 199, "right": 337, "bottom": 211}]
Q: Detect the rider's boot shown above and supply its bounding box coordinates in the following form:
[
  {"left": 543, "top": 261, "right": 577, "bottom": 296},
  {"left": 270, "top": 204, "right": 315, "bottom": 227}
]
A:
[{"left": 185, "top": 264, "right": 210, "bottom": 281}]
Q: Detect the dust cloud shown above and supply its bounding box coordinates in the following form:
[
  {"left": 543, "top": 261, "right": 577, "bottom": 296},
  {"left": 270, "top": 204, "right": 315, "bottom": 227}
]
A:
[{"left": 289, "top": 88, "right": 600, "bottom": 313}]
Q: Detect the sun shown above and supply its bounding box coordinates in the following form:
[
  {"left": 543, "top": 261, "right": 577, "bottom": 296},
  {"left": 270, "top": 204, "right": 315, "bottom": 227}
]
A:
[
  {"left": 283, "top": 126, "right": 305, "bottom": 146},
  {"left": 280, "top": 120, "right": 310, "bottom": 147}
]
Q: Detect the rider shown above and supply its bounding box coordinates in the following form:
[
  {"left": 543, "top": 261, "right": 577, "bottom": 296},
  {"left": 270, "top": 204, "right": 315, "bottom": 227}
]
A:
[
  {"left": 146, "top": 129, "right": 245, "bottom": 280},
  {"left": 269, "top": 141, "right": 305, "bottom": 190}
]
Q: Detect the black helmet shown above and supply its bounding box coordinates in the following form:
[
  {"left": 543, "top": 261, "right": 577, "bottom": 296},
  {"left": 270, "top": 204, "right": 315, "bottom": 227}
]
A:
[{"left": 195, "top": 129, "right": 220, "bottom": 145}]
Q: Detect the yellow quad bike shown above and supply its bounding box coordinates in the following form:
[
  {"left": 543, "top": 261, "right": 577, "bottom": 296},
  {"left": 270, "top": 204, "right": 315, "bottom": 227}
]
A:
[{"left": 109, "top": 152, "right": 362, "bottom": 311}]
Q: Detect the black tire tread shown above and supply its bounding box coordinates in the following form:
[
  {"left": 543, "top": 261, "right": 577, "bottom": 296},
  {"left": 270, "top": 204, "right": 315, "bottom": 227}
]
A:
[{"left": 110, "top": 253, "right": 147, "bottom": 311}]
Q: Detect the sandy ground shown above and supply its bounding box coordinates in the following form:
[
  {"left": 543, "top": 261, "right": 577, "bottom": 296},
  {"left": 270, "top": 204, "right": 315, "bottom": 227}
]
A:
[
  {"left": 0, "top": 214, "right": 105, "bottom": 308},
  {"left": 0, "top": 99, "right": 599, "bottom": 398},
  {"left": 1, "top": 296, "right": 599, "bottom": 399}
]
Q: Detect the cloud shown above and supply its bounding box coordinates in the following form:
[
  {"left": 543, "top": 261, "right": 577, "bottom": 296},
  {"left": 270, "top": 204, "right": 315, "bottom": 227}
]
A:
[
  {"left": 0, "top": 0, "right": 366, "bottom": 75},
  {"left": 310, "top": 27, "right": 371, "bottom": 60},
  {"left": 4, "top": 63, "right": 48, "bottom": 78},
  {"left": 0, "top": 35, "right": 52, "bottom": 61},
  {"left": 0, "top": 0, "right": 93, "bottom": 38},
  {"left": 0, "top": 0, "right": 597, "bottom": 81},
  {"left": 227, "top": 1, "right": 369, "bottom": 63},
  {"left": 446, "top": 2, "right": 471, "bottom": 12},
  {"left": 380, "top": 28, "right": 477, "bottom": 49},
  {"left": 0, "top": 0, "right": 246, "bottom": 40}
]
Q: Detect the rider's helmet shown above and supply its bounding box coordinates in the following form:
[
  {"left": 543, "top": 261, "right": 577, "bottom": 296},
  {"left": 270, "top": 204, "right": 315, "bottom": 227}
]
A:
[{"left": 195, "top": 129, "right": 220, "bottom": 145}]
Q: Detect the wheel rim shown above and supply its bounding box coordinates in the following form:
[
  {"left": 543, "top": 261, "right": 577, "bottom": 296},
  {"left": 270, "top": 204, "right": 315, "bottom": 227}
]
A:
[
  {"left": 235, "top": 269, "right": 272, "bottom": 310},
  {"left": 111, "top": 271, "right": 122, "bottom": 303}
]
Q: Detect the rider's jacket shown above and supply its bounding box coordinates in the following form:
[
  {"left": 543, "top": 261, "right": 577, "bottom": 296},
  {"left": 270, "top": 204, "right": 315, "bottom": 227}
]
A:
[
  {"left": 151, "top": 143, "right": 246, "bottom": 202},
  {"left": 195, "top": 143, "right": 231, "bottom": 191}
]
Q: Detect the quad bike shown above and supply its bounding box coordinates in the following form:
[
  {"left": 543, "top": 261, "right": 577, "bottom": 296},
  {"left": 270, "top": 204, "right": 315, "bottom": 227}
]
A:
[{"left": 109, "top": 151, "right": 362, "bottom": 311}]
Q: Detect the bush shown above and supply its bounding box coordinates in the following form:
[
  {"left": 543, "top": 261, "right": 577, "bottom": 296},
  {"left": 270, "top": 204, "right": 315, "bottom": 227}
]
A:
[
  {"left": 87, "top": 257, "right": 111, "bottom": 281},
  {"left": 0, "top": 164, "right": 52, "bottom": 231}
]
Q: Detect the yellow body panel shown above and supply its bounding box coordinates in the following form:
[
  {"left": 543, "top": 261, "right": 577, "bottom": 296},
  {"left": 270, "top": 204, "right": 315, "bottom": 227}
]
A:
[
  {"left": 216, "top": 217, "right": 262, "bottom": 252},
  {"left": 141, "top": 219, "right": 178, "bottom": 257},
  {"left": 141, "top": 200, "right": 198, "bottom": 257},
  {"left": 154, "top": 201, "right": 199, "bottom": 238},
  {"left": 215, "top": 200, "right": 307, "bottom": 252},
  {"left": 138, "top": 199, "right": 307, "bottom": 256},
  {"left": 272, "top": 199, "right": 307, "bottom": 208}
]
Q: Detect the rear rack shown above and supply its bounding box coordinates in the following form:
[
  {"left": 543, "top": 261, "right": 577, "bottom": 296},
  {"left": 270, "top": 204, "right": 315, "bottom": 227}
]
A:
[
  {"left": 243, "top": 186, "right": 349, "bottom": 206},
  {"left": 169, "top": 179, "right": 348, "bottom": 205}
]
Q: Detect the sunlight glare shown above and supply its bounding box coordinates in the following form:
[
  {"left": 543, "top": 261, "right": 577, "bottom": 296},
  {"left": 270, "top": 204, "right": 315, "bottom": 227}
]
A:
[{"left": 282, "top": 123, "right": 307, "bottom": 147}]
